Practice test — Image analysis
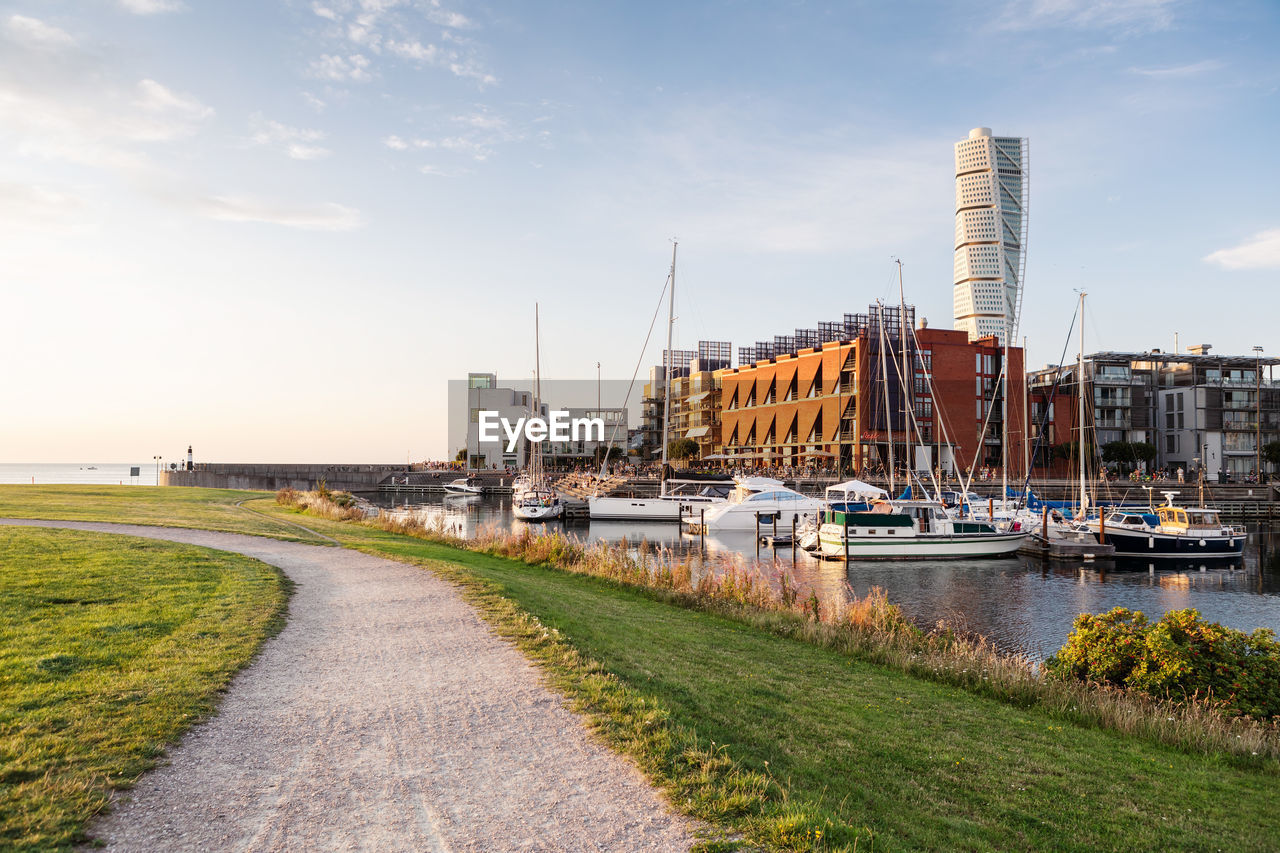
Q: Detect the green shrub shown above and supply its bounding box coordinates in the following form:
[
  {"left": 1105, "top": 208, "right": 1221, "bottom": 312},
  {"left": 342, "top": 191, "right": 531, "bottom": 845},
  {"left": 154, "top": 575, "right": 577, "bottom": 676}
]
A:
[{"left": 1046, "top": 607, "right": 1280, "bottom": 719}]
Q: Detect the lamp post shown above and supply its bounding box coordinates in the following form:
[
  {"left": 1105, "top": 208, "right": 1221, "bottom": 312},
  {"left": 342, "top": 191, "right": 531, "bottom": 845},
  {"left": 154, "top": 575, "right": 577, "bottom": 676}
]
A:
[{"left": 1255, "top": 346, "right": 1264, "bottom": 481}]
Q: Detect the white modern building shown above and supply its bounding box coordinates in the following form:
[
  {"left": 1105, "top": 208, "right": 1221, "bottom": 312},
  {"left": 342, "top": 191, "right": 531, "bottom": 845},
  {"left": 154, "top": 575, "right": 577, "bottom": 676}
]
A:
[
  {"left": 953, "top": 127, "right": 1029, "bottom": 345},
  {"left": 450, "top": 373, "right": 629, "bottom": 470}
]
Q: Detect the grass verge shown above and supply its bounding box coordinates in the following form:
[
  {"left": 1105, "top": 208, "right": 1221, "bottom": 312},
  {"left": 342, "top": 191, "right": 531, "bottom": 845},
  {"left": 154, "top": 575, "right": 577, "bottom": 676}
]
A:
[
  {"left": 0, "top": 485, "right": 331, "bottom": 544},
  {"left": 0, "top": 527, "right": 290, "bottom": 852}
]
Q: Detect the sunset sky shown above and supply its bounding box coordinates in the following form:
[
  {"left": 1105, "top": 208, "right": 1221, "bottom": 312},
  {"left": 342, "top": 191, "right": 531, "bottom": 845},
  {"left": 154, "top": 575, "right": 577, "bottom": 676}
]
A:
[{"left": 3, "top": 0, "right": 1278, "bottom": 462}]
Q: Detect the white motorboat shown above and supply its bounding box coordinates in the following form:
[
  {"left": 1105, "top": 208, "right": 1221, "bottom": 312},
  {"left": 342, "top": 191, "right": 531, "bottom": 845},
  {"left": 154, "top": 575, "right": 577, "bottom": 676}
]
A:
[
  {"left": 443, "top": 477, "right": 483, "bottom": 495},
  {"left": 817, "top": 500, "right": 1026, "bottom": 560},
  {"left": 589, "top": 474, "right": 733, "bottom": 521},
  {"left": 683, "top": 478, "right": 824, "bottom": 532}
]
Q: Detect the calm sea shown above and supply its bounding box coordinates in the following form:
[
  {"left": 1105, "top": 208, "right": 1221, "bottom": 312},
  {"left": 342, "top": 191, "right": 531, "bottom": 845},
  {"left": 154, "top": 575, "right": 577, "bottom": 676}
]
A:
[{"left": 0, "top": 463, "right": 160, "bottom": 486}]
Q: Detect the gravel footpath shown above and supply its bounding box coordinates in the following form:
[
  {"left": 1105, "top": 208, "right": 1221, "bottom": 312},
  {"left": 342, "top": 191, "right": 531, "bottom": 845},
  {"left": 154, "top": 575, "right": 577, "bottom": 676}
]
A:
[{"left": 2, "top": 519, "right": 697, "bottom": 852}]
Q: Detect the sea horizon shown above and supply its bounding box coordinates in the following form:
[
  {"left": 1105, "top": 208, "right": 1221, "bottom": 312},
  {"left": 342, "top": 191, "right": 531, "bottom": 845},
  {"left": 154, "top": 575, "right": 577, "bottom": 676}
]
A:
[{"left": 0, "top": 462, "right": 162, "bottom": 486}]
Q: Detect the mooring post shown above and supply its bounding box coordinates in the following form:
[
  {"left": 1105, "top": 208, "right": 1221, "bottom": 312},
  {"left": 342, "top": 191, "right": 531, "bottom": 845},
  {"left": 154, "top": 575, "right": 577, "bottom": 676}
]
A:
[
  {"left": 755, "top": 511, "right": 760, "bottom": 556},
  {"left": 1042, "top": 505, "right": 1048, "bottom": 540},
  {"left": 792, "top": 514, "right": 797, "bottom": 567},
  {"left": 1099, "top": 510, "right": 1106, "bottom": 545},
  {"left": 843, "top": 509, "right": 850, "bottom": 561},
  {"left": 700, "top": 507, "right": 706, "bottom": 550}
]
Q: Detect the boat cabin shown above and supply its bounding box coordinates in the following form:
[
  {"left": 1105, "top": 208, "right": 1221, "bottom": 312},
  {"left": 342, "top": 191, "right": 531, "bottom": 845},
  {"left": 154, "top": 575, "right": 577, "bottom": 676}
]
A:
[
  {"left": 1155, "top": 506, "right": 1222, "bottom": 532},
  {"left": 1105, "top": 511, "right": 1156, "bottom": 529}
]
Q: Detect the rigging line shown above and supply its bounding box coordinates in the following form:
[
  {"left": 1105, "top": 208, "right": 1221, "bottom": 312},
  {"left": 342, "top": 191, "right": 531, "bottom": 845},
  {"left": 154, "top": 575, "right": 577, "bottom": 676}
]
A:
[
  {"left": 907, "top": 321, "right": 964, "bottom": 489},
  {"left": 1019, "top": 299, "right": 1080, "bottom": 499},
  {"left": 963, "top": 354, "right": 1007, "bottom": 495},
  {"left": 883, "top": 309, "right": 943, "bottom": 500},
  {"left": 597, "top": 271, "right": 672, "bottom": 481}
]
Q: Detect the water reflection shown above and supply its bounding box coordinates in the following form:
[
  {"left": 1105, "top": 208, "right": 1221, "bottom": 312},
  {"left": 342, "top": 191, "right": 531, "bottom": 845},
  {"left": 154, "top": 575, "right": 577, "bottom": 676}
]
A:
[{"left": 369, "top": 493, "right": 1280, "bottom": 661}]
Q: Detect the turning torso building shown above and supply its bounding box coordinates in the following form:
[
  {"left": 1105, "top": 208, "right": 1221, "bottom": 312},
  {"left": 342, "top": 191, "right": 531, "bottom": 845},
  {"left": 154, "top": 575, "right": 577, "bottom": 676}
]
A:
[{"left": 952, "top": 127, "right": 1029, "bottom": 346}]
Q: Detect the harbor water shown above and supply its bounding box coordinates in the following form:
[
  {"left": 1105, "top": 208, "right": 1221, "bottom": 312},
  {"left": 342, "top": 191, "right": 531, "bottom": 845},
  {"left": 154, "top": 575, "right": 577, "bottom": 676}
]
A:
[{"left": 371, "top": 492, "right": 1280, "bottom": 662}]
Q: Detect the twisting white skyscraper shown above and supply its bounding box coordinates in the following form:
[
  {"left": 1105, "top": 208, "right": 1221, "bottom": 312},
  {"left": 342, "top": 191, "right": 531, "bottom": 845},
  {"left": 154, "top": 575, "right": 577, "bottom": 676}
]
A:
[{"left": 952, "top": 127, "right": 1029, "bottom": 345}]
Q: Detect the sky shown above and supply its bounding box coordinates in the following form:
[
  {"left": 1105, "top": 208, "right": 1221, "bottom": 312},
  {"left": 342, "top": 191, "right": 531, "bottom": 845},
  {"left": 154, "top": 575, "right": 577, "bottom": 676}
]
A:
[{"left": 3, "top": 0, "right": 1278, "bottom": 463}]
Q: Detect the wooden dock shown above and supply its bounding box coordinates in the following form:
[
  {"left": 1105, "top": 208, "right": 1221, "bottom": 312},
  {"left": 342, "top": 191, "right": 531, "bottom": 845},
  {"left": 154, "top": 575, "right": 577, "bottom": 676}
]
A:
[{"left": 1018, "top": 534, "right": 1115, "bottom": 561}]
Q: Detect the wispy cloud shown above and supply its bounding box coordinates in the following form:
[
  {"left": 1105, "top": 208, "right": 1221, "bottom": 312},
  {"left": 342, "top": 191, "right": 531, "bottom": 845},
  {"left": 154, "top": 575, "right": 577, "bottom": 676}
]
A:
[
  {"left": 307, "top": 53, "right": 373, "bottom": 82},
  {"left": 248, "top": 115, "right": 331, "bottom": 160},
  {"left": 383, "top": 109, "right": 521, "bottom": 164},
  {"left": 996, "top": 0, "right": 1179, "bottom": 34},
  {"left": 135, "top": 79, "right": 213, "bottom": 123},
  {"left": 0, "top": 181, "right": 86, "bottom": 225},
  {"left": 303, "top": 0, "right": 495, "bottom": 86},
  {"left": 1130, "top": 59, "right": 1221, "bottom": 77},
  {"left": 1204, "top": 229, "right": 1280, "bottom": 270},
  {"left": 192, "top": 195, "right": 362, "bottom": 230},
  {"left": 7, "top": 14, "right": 76, "bottom": 48},
  {"left": 118, "top": 0, "right": 184, "bottom": 15}
]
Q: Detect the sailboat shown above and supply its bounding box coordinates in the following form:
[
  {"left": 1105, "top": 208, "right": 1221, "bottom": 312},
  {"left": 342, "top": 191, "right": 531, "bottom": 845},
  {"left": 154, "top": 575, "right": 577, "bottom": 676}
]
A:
[
  {"left": 513, "top": 303, "right": 564, "bottom": 522},
  {"left": 815, "top": 266, "right": 1027, "bottom": 560},
  {"left": 588, "top": 242, "right": 726, "bottom": 521}
]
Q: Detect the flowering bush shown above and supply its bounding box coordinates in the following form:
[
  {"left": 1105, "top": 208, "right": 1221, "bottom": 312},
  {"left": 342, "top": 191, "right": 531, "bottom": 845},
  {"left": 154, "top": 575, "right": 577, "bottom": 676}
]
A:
[{"left": 1046, "top": 607, "right": 1280, "bottom": 719}]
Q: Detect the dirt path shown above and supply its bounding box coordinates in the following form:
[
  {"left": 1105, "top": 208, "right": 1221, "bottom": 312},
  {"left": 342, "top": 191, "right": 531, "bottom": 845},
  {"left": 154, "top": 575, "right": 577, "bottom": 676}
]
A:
[{"left": 3, "top": 519, "right": 696, "bottom": 852}]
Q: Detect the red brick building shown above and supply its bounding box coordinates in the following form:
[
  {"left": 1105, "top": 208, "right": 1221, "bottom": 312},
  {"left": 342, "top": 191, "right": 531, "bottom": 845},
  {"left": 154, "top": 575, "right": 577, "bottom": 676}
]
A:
[{"left": 718, "top": 315, "right": 1026, "bottom": 479}]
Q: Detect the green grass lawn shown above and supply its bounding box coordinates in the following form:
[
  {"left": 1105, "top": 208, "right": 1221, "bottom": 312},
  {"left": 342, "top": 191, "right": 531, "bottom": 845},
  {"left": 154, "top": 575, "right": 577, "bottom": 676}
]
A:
[
  {"left": 4, "top": 487, "right": 1278, "bottom": 851},
  {"left": 0, "top": 485, "right": 331, "bottom": 543},
  {"left": 0, "top": 526, "right": 289, "bottom": 852}
]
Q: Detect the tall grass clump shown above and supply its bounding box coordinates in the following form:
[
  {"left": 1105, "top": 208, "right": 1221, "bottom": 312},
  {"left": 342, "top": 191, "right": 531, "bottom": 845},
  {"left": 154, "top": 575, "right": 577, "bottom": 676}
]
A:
[{"left": 276, "top": 488, "right": 1280, "bottom": 764}]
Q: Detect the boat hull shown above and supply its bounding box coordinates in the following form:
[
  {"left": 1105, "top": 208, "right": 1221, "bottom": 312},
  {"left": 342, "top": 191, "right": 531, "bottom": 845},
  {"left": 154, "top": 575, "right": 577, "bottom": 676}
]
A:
[
  {"left": 1092, "top": 528, "right": 1245, "bottom": 559},
  {"left": 588, "top": 496, "right": 684, "bottom": 521},
  {"left": 513, "top": 504, "right": 563, "bottom": 522},
  {"left": 817, "top": 528, "right": 1027, "bottom": 560}
]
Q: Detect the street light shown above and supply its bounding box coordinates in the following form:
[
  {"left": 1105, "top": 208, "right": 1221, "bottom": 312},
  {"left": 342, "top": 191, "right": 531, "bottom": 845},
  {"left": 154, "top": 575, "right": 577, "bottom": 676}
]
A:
[{"left": 1254, "top": 346, "right": 1264, "bottom": 481}]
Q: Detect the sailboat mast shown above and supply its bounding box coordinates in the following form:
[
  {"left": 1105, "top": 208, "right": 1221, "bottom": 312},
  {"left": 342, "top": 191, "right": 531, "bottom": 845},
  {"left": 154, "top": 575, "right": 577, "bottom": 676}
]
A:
[
  {"left": 1077, "top": 291, "right": 1087, "bottom": 516},
  {"left": 658, "top": 242, "right": 677, "bottom": 495},
  {"left": 1002, "top": 315, "right": 1010, "bottom": 511},
  {"left": 897, "top": 260, "right": 908, "bottom": 484},
  {"left": 534, "top": 302, "right": 542, "bottom": 485},
  {"left": 1023, "top": 335, "right": 1029, "bottom": 481},
  {"left": 877, "top": 302, "right": 896, "bottom": 495}
]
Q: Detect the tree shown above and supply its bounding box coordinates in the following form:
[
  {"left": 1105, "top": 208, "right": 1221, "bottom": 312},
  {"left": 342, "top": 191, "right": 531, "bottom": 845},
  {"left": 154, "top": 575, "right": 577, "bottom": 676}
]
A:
[
  {"left": 667, "top": 438, "right": 699, "bottom": 460},
  {"left": 1100, "top": 441, "right": 1131, "bottom": 466},
  {"left": 1264, "top": 441, "right": 1280, "bottom": 468},
  {"left": 1131, "top": 442, "right": 1157, "bottom": 464},
  {"left": 455, "top": 448, "right": 467, "bottom": 462},
  {"left": 1101, "top": 441, "right": 1158, "bottom": 474}
]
